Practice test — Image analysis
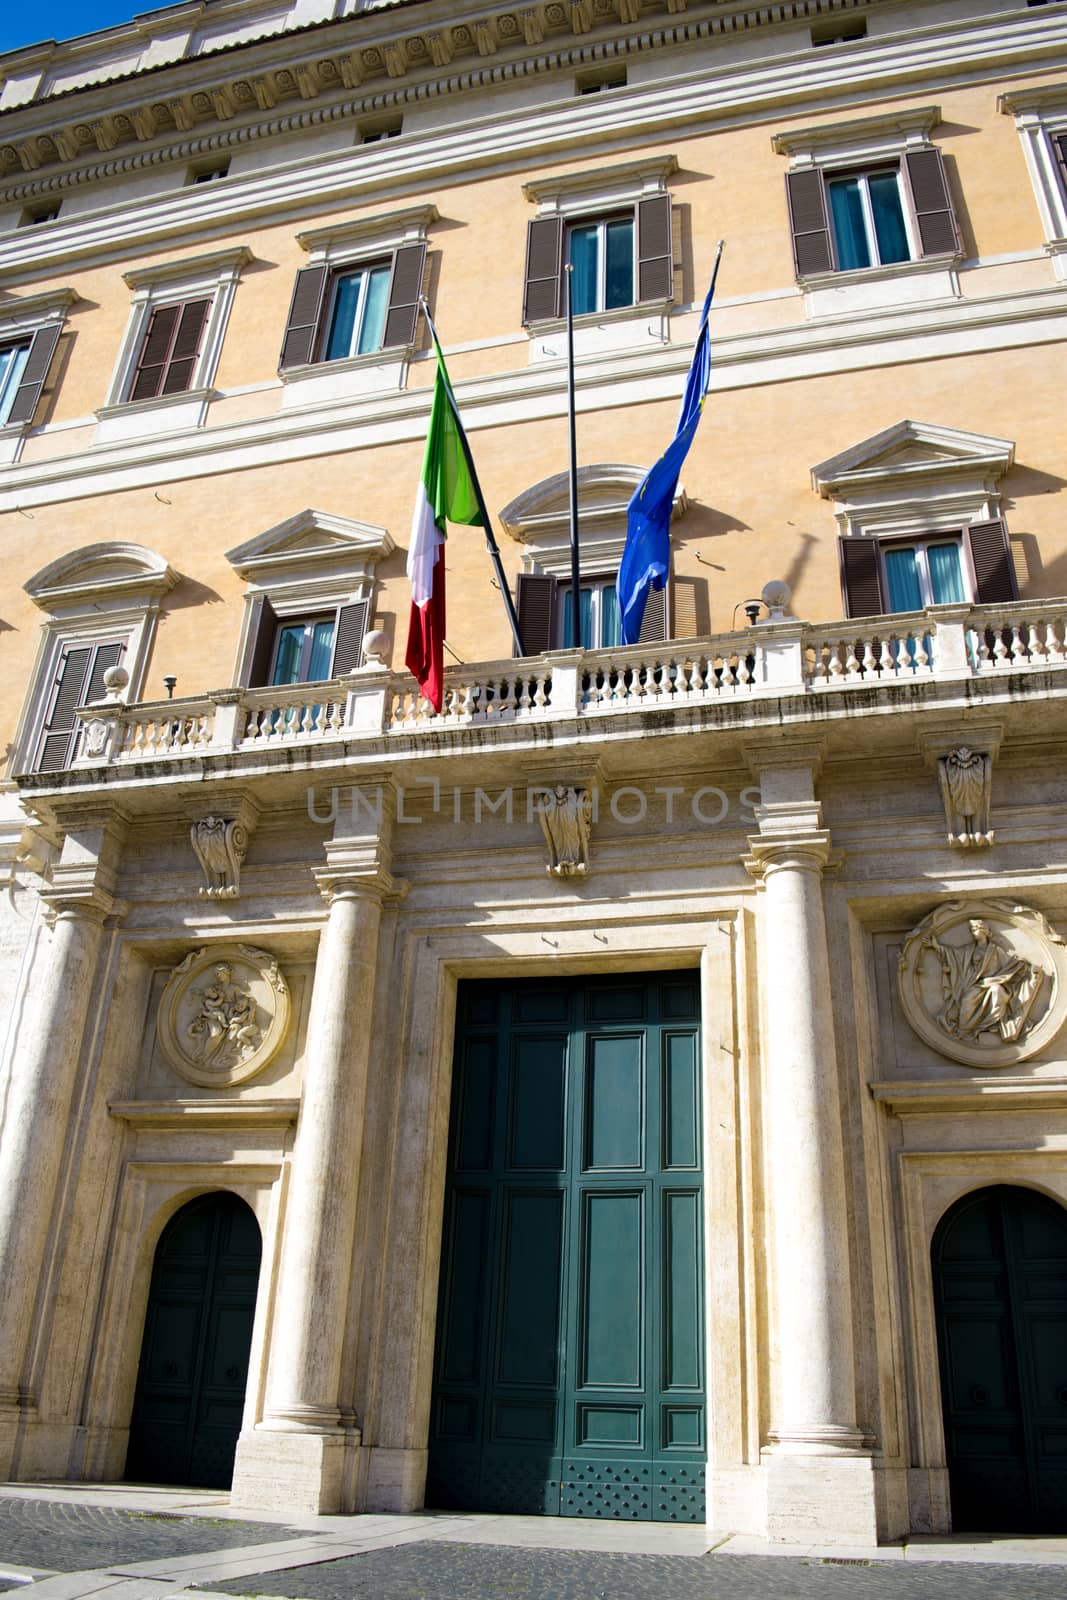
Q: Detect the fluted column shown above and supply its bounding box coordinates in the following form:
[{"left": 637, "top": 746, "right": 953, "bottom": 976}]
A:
[
  {"left": 0, "top": 811, "right": 120, "bottom": 1473},
  {"left": 746, "top": 746, "right": 876, "bottom": 1544}
]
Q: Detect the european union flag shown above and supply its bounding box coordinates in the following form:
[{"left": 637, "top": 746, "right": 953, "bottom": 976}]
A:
[{"left": 617, "top": 247, "right": 722, "bottom": 645}]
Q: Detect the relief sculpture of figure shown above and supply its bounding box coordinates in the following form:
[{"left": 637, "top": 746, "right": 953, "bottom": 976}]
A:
[
  {"left": 187, "top": 963, "right": 261, "bottom": 1065},
  {"left": 923, "top": 919, "right": 1044, "bottom": 1043},
  {"left": 938, "top": 745, "right": 993, "bottom": 848}
]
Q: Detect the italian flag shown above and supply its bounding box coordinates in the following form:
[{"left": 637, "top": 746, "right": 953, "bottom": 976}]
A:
[{"left": 405, "top": 338, "right": 483, "bottom": 712}]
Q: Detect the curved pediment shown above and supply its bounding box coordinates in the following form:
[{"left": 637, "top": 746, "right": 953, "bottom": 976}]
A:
[
  {"left": 500, "top": 464, "right": 688, "bottom": 542},
  {"left": 25, "top": 542, "right": 177, "bottom": 611}
]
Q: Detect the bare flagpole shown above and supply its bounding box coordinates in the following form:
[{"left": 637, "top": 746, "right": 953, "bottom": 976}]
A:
[
  {"left": 420, "top": 299, "right": 525, "bottom": 658},
  {"left": 565, "top": 261, "right": 581, "bottom": 652}
]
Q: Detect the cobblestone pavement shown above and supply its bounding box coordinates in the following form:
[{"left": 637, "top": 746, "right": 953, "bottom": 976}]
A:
[
  {"left": 0, "top": 1496, "right": 301, "bottom": 1574},
  {"left": 201, "top": 1543, "right": 1067, "bottom": 1600}
]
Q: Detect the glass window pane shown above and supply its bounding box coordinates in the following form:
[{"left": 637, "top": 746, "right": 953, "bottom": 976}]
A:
[
  {"left": 325, "top": 272, "right": 363, "bottom": 360},
  {"left": 271, "top": 624, "right": 305, "bottom": 686},
  {"left": 928, "top": 542, "right": 965, "bottom": 605},
  {"left": 828, "top": 177, "right": 871, "bottom": 270},
  {"left": 357, "top": 265, "right": 391, "bottom": 355},
  {"left": 884, "top": 547, "right": 923, "bottom": 613},
  {"left": 868, "top": 172, "right": 910, "bottom": 265},
  {"left": 600, "top": 585, "right": 620, "bottom": 648},
  {"left": 604, "top": 218, "right": 634, "bottom": 309},
  {"left": 306, "top": 618, "right": 336, "bottom": 681},
  {"left": 568, "top": 225, "right": 599, "bottom": 315},
  {"left": 0, "top": 341, "right": 30, "bottom": 423}
]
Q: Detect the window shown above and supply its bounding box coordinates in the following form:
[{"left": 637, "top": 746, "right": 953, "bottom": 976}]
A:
[
  {"left": 19, "top": 200, "right": 61, "bottom": 226},
  {"left": 577, "top": 67, "right": 626, "bottom": 93},
  {"left": 517, "top": 571, "right": 665, "bottom": 652},
  {"left": 810, "top": 18, "right": 866, "bottom": 44},
  {"left": 882, "top": 539, "right": 967, "bottom": 611},
  {"left": 0, "top": 340, "right": 31, "bottom": 424},
  {"left": 999, "top": 87, "right": 1067, "bottom": 282},
  {"left": 226, "top": 508, "right": 395, "bottom": 688},
  {"left": 187, "top": 159, "right": 230, "bottom": 184},
  {"left": 14, "top": 543, "right": 176, "bottom": 777},
  {"left": 360, "top": 119, "right": 402, "bottom": 143},
  {"left": 280, "top": 206, "right": 436, "bottom": 372},
  {"left": 100, "top": 247, "right": 251, "bottom": 436},
  {"left": 840, "top": 523, "right": 1018, "bottom": 619},
  {"left": 559, "top": 579, "right": 622, "bottom": 650},
  {"left": 775, "top": 108, "right": 960, "bottom": 282},
  {"left": 522, "top": 157, "right": 676, "bottom": 326},
  {"left": 126, "top": 299, "right": 211, "bottom": 401}
]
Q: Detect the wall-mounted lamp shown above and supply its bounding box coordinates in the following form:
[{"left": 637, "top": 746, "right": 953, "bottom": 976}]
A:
[{"left": 163, "top": 675, "right": 177, "bottom": 699}]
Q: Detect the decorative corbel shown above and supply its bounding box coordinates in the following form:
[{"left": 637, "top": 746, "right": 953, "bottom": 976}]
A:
[
  {"left": 190, "top": 794, "right": 259, "bottom": 899},
  {"left": 918, "top": 724, "right": 1002, "bottom": 849},
  {"left": 537, "top": 783, "right": 594, "bottom": 877}
]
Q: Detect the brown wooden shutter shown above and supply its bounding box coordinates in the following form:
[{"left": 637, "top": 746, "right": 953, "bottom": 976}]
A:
[
  {"left": 1055, "top": 135, "right": 1067, "bottom": 194},
  {"left": 331, "top": 599, "right": 371, "bottom": 674},
  {"left": 966, "top": 519, "right": 1018, "bottom": 604},
  {"left": 247, "top": 596, "right": 279, "bottom": 687},
  {"left": 523, "top": 217, "right": 564, "bottom": 323},
  {"left": 516, "top": 572, "right": 556, "bottom": 655},
  {"left": 902, "top": 149, "right": 959, "bottom": 257},
  {"left": 128, "top": 304, "right": 179, "bottom": 401},
  {"left": 636, "top": 195, "right": 673, "bottom": 303},
  {"left": 785, "top": 169, "right": 834, "bottom": 276},
  {"left": 35, "top": 639, "right": 122, "bottom": 772},
  {"left": 6, "top": 323, "right": 62, "bottom": 426},
  {"left": 382, "top": 243, "right": 427, "bottom": 349},
  {"left": 160, "top": 298, "right": 209, "bottom": 395},
  {"left": 839, "top": 538, "right": 885, "bottom": 618},
  {"left": 638, "top": 580, "right": 668, "bottom": 642},
  {"left": 279, "top": 266, "right": 328, "bottom": 370}
]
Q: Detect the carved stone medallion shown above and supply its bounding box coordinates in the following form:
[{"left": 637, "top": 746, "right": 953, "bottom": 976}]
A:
[
  {"left": 157, "top": 943, "right": 290, "bottom": 1087},
  {"left": 898, "top": 900, "right": 1067, "bottom": 1068}
]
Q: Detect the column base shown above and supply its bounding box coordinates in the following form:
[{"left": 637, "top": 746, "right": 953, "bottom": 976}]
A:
[
  {"left": 763, "top": 1449, "right": 880, "bottom": 1546},
  {"left": 231, "top": 1426, "right": 363, "bottom": 1516}
]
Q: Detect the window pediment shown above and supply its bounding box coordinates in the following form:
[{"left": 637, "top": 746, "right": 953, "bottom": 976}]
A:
[
  {"left": 25, "top": 541, "right": 176, "bottom": 613},
  {"left": 226, "top": 509, "right": 395, "bottom": 590},
  {"left": 501, "top": 463, "right": 687, "bottom": 576}
]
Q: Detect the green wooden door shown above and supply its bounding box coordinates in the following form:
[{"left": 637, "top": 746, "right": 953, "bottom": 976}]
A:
[
  {"left": 126, "top": 1192, "right": 261, "bottom": 1489},
  {"left": 933, "top": 1185, "right": 1067, "bottom": 1532},
  {"left": 427, "top": 973, "right": 705, "bottom": 1522}
]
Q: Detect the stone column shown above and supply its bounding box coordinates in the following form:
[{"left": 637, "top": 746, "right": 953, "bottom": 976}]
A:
[
  {"left": 0, "top": 811, "right": 121, "bottom": 1476},
  {"left": 745, "top": 746, "right": 877, "bottom": 1545},
  {"left": 232, "top": 796, "right": 404, "bottom": 1515}
]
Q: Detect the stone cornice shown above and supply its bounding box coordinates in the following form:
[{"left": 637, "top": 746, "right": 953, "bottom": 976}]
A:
[
  {"left": 771, "top": 103, "right": 941, "bottom": 157},
  {"left": 122, "top": 243, "right": 253, "bottom": 288}
]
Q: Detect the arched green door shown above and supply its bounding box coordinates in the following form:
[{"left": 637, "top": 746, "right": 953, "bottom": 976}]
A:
[
  {"left": 428, "top": 974, "right": 705, "bottom": 1522},
  {"left": 126, "top": 1192, "right": 261, "bottom": 1489},
  {"left": 932, "top": 1184, "right": 1067, "bottom": 1532}
]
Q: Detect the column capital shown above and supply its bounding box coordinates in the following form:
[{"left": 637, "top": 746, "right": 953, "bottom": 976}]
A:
[
  {"left": 313, "top": 864, "right": 408, "bottom": 906},
  {"left": 744, "top": 827, "right": 833, "bottom": 881}
]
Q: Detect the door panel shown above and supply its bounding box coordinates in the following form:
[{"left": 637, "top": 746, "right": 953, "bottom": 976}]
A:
[
  {"left": 126, "top": 1192, "right": 261, "bottom": 1489},
  {"left": 427, "top": 974, "right": 704, "bottom": 1522},
  {"left": 933, "top": 1185, "right": 1067, "bottom": 1532}
]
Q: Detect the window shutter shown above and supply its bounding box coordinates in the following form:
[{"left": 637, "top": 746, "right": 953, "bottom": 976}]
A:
[
  {"left": 382, "top": 242, "right": 427, "bottom": 349},
  {"left": 839, "top": 538, "right": 885, "bottom": 618},
  {"left": 966, "top": 519, "right": 1018, "bottom": 604},
  {"left": 36, "top": 645, "right": 94, "bottom": 772},
  {"left": 523, "top": 217, "right": 564, "bottom": 324},
  {"left": 84, "top": 641, "right": 124, "bottom": 703},
  {"left": 331, "top": 599, "right": 371, "bottom": 674},
  {"left": 6, "top": 323, "right": 63, "bottom": 427},
  {"left": 160, "top": 298, "right": 209, "bottom": 396},
  {"left": 516, "top": 572, "right": 556, "bottom": 655},
  {"left": 1055, "top": 135, "right": 1067, "bottom": 192},
  {"left": 638, "top": 581, "right": 668, "bottom": 642},
  {"left": 785, "top": 169, "right": 834, "bottom": 276},
  {"left": 902, "top": 149, "right": 958, "bottom": 257},
  {"left": 636, "top": 195, "right": 673, "bottom": 303},
  {"left": 247, "top": 596, "right": 279, "bottom": 687},
  {"left": 279, "top": 266, "right": 328, "bottom": 370},
  {"left": 128, "top": 304, "right": 180, "bottom": 401}
]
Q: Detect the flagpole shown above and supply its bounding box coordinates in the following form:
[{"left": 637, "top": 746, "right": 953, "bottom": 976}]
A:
[
  {"left": 565, "top": 261, "right": 581, "bottom": 653},
  {"left": 419, "top": 300, "right": 525, "bottom": 659}
]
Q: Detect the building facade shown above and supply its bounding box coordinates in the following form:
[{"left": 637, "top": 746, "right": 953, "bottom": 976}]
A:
[{"left": 1, "top": 0, "right": 1066, "bottom": 1546}]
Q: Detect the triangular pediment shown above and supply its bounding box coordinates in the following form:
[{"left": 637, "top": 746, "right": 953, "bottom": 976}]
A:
[
  {"left": 813, "top": 422, "right": 1014, "bottom": 497},
  {"left": 226, "top": 510, "right": 395, "bottom": 578}
]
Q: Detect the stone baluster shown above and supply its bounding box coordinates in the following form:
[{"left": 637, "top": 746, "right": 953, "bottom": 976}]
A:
[
  {"left": 745, "top": 746, "right": 876, "bottom": 1545},
  {"left": 0, "top": 812, "right": 122, "bottom": 1476},
  {"left": 232, "top": 792, "right": 405, "bottom": 1516}
]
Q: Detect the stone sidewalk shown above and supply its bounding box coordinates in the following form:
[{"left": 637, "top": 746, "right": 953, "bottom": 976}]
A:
[{"left": 0, "top": 1485, "right": 1065, "bottom": 1600}]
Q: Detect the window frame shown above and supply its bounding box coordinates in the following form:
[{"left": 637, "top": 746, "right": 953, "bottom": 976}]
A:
[
  {"left": 823, "top": 164, "right": 917, "bottom": 271},
  {"left": 521, "top": 155, "right": 677, "bottom": 330},
  {"left": 999, "top": 87, "right": 1067, "bottom": 283},
  {"left": 0, "top": 286, "right": 75, "bottom": 465},
  {"left": 12, "top": 542, "right": 176, "bottom": 778},
  {"left": 280, "top": 204, "right": 437, "bottom": 380},
  {"left": 99, "top": 245, "right": 252, "bottom": 424}
]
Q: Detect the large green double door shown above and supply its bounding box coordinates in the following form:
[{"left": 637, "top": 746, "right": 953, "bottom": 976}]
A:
[{"left": 427, "top": 973, "right": 705, "bottom": 1522}]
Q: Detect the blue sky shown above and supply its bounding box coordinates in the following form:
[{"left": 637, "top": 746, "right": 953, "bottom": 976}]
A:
[{"left": 0, "top": 1, "right": 162, "bottom": 53}]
